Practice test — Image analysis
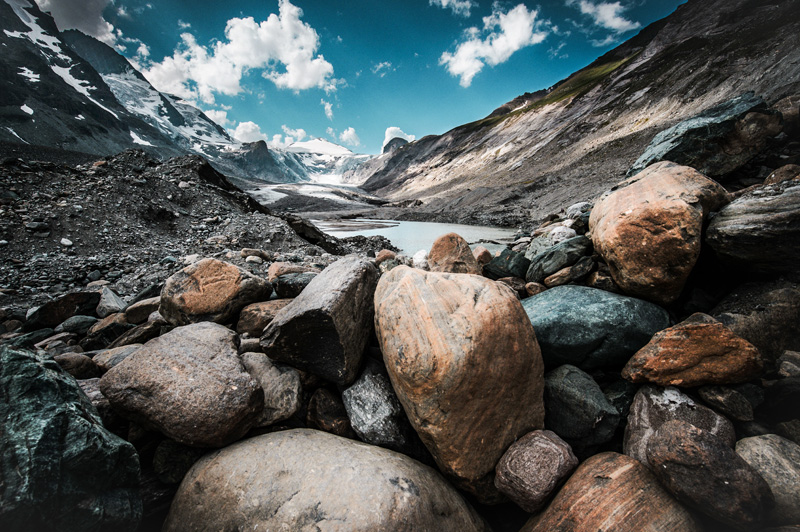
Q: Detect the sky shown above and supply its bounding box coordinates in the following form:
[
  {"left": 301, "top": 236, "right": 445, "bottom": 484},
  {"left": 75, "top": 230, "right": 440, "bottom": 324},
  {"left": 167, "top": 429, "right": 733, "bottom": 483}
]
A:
[{"left": 35, "top": 0, "right": 686, "bottom": 154}]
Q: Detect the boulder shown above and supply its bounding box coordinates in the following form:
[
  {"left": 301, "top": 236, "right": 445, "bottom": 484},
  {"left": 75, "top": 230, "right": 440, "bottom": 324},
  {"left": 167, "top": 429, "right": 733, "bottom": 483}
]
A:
[
  {"left": 412, "top": 249, "right": 429, "bottom": 270},
  {"left": 99, "top": 322, "right": 263, "bottom": 447},
  {"left": 624, "top": 385, "right": 736, "bottom": 464},
  {"left": 306, "top": 388, "right": 358, "bottom": 439},
  {"left": 0, "top": 347, "right": 141, "bottom": 532},
  {"left": 521, "top": 285, "right": 670, "bottom": 370},
  {"left": 629, "top": 92, "right": 783, "bottom": 177},
  {"left": 92, "top": 344, "right": 141, "bottom": 372},
  {"left": 520, "top": 452, "right": 701, "bottom": 532},
  {"left": 123, "top": 296, "right": 160, "bottom": 325},
  {"left": 236, "top": 299, "right": 292, "bottom": 336},
  {"left": 96, "top": 287, "right": 127, "bottom": 318},
  {"left": 590, "top": 161, "right": 730, "bottom": 305},
  {"left": 163, "top": 429, "right": 487, "bottom": 532},
  {"left": 525, "top": 236, "right": 592, "bottom": 283},
  {"left": 706, "top": 181, "right": 800, "bottom": 274},
  {"left": 266, "top": 261, "right": 319, "bottom": 283},
  {"left": 646, "top": 420, "right": 774, "bottom": 530},
  {"left": 427, "top": 232, "right": 481, "bottom": 274},
  {"left": 375, "top": 249, "right": 397, "bottom": 265},
  {"left": 736, "top": 434, "right": 800, "bottom": 526},
  {"left": 79, "top": 313, "right": 134, "bottom": 350},
  {"left": 496, "top": 276, "right": 527, "bottom": 298},
  {"left": 240, "top": 352, "right": 301, "bottom": 427},
  {"left": 107, "top": 320, "right": 163, "bottom": 349},
  {"left": 542, "top": 256, "right": 595, "bottom": 287},
  {"left": 483, "top": 249, "right": 531, "bottom": 280},
  {"left": 274, "top": 271, "right": 318, "bottom": 298},
  {"left": 53, "top": 352, "right": 100, "bottom": 379},
  {"left": 22, "top": 291, "right": 101, "bottom": 332},
  {"left": 494, "top": 430, "right": 578, "bottom": 512},
  {"left": 764, "top": 164, "right": 800, "bottom": 185},
  {"left": 543, "top": 365, "right": 619, "bottom": 456},
  {"left": 54, "top": 315, "right": 97, "bottom": 334},
  {"left": 152, "top": 440, "right": 206, "bottom": 485},
  {"left": 374, "top": 266, "right": 544, "bottom": 501},
  {"left": 159, "top": 258, "right": 273, "bottom": 326},
  {"left": 698, "top": 385, "right": 755, "bottom": 422},
  {"left": 261, "top": 257, "right": 379, "bottom": 386},
  {"left": 472, "top": 245, "right": 493, "bottom": 266},
  {"left": 622, "top": 313, "right": 763, "bottom": 387}
]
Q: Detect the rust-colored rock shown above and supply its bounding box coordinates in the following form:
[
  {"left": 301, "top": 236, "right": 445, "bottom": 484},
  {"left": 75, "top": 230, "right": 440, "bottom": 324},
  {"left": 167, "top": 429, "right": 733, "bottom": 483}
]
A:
[
  {"left": 375, "top": 249, "right": 397, "bottom": 265},
  {"left": 427, "top": 233, "right": 481, "bottom": 274},
  {"left": 374, "top": 266, "right": 544, "bottom": 502},
  {"left": 123, "top": 296, "right": 160, "bottom": 325},
  {"left": 521, "top": 452, "right": 701, "bottom": 532},
  {"left": 236, "top": 299, "right": 293, "bottom": 337},
  {"left": 160, "top": 258, "right": 272, "bottom": 326},
  {"left": 472, "top": 245, "right": 492, "bottom": 266},
  {"left": 497, "top": 277, "right": 527, "bottom": 299},
  {"left": 765, "top": 164, "right": 800, "bottom": 185},
  {"left": 623, "top": 313, "right": 763, "bottom": 387},
  {"left": 589, "top": 161, "right": 730, "bottom": 305},
  {"left": 306, "top": 388, "right": 357, "bottom": 439},
  {"left": 525, "top": 282, "right": 547, "bottom": 297},
  {"left": 266, "top": 261, "right": 320, "bottom": 283}
]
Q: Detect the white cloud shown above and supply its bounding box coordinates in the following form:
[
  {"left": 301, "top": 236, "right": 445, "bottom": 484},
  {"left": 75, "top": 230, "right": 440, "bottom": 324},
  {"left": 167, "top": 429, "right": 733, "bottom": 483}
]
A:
[
  {"left": 35, "top": 0, "right": 117, "bottom": 46},
  {"left": 326, "top": 127, "right": 336, "bottom": 138},
  {"left": 429, "top": 0, "right": 476, "bottom": 18},
  {"left": 136, "top": 43, "right": 150, "bottom": 58},
  {"left": 232, "top": 121, "right": 269, "bottom": 143},
  {"left": 117, "top": 6, "right": 131, "bottom": 19},
  {"left": 339, "top": 127, "right": 360, "bottom": 147},
  {"left": 178, "top": 19, "right": 192, "bottom": 29},
  {"left": 383, "top": 127, "right": 415, "bottom": 149},
  {"left": 440, "top": 3, "right": 550, "bottom": 87},
  {"left": 567, "top": 0, "right": 640, "bottom": 33},
  {"left": 141, "top": 0, "right": 337, "bottom": 104},
  {"left": 321, "top": 99, "right": 334, "bottom": 120},
  {"left": 282, "top": 125, "right": 307, "bottom": 142},
  {"left": 371, "top": 61, "right": 394, "bottom": 78},
  {"left": 204, "top": 109, "right": 232, "bottom": 127}
]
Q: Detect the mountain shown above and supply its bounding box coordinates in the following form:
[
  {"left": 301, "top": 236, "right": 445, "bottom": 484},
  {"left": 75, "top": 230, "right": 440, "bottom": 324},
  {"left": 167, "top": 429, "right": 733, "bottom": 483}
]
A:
[
  {"left": 352, "top": 0, "right": 800, "bottom": 225},
  {"left": 285, "top": 138, "right": 372, "bottom": 185}
]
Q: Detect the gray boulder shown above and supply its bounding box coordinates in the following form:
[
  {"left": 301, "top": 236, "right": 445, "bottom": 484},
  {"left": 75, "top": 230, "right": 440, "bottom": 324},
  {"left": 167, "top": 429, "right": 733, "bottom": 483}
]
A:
[
  {"left": 483, "top": 249, "right": 531, "bottom": 280},
  {"left": 525, "top": 235, "right": 592, "bottom": 283},
  {"left": 521, "top": 285, "right": 670, "bottom": 369},
  {"left": 240, "top": 352, "right": 302, "bottom": 427},
  {"left": 736, "top": 434, "right": 800, "bottom": 526}
]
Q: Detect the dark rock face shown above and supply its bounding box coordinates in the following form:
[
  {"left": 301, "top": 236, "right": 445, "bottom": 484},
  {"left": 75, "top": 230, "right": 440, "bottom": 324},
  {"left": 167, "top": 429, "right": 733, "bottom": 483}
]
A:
[
  {"left": 520, "top": 452, "right": 701, "bottom": 532},
  {"left": 483, "top": 249, "right": 531, "bottom": 280},
  {"left": 706, "top": 180, "right": 800, "bottom": 274},
  {"left": 543, "top": 365, "right": 620, "bottom": 456},
  {"left": 22, "top": 291, "right": 101, "bottom": 332},
  {"left": 521, "top": 285, "right": 670, "bottom": 370},
  {"left": 307, "top": 388, "right": 358, "bottom": 439},
  {"left": 273, "top": 271, "right": 318, "bottom": 298},
  {"left": 646, "top": 420, "right": 774, "bottom": 530},
  {"left": 629, "top": 92, "right": 783, "bottom": 177},
  {"left": 261, "top": 257, "right": 379, "bottom": 386},
  {"left": 163, "top": 430, "right": 488, "bottom": 532},
  {"left": 526, "top": 236, "right": 592, "bottom": 283},
  {"left": 736, "top": 434, "right": 800, "bottom": 526},
  {"left": 240, "top": 352, "right": 301, "bottom": 427},
  {"left": 494, "top": 430, "right": 578, "bottom": 512},
  {"left": 0, "top": 347, "right": 142, "bottom": 532}
]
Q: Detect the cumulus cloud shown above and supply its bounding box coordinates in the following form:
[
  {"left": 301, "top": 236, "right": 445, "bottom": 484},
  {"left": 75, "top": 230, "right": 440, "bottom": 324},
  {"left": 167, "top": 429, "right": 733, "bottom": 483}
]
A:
[
  {"left": 231, "top": 121, "right": 269, "bottom": 143},
  {"left": 326, "top": 127, "right": 336, "bottom": 138},
  {"left": 282, "top": 125, "right": 307, "bottom": 142},
  {"left": 339, "top": 127, "right": 360, "bottom": 147},
  {"left": 371, "top": 61, "right": 394, "bottom": 78},
  {"left": 382, "top": 127, "right": 415, "bottom": 149},
  {"left": 429, "top": 0, "right": 476, "bottom": 18},
  {"left": 204, "top": 109, "right": 232, "bottom": 127},
  {"left": 142, "top": 0, "right": 337, "bottom": 104},
  {"left": 440, "top": 3, "right": 550, "bottom": 87},
  {"left": 567, "top": 0, "right": 640, "bottom": 33},
  {"left": 35, "top": 0, "right": 117, "bottom": 46},
  {"left": 321, "top": 99, "right": 334, "bottom": 120}
]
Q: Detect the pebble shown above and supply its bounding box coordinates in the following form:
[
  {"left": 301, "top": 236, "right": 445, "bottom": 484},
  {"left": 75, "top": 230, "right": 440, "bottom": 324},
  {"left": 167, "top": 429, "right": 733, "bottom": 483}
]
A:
[{"left": 60, "top": 238, "right": 73, "bottom": 247}]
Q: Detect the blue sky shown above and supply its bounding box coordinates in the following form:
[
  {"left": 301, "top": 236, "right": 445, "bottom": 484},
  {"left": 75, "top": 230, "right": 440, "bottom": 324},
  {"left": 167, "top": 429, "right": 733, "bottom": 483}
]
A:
[{"left": 37, "top": 0, "right": 686, "bottom": 154}]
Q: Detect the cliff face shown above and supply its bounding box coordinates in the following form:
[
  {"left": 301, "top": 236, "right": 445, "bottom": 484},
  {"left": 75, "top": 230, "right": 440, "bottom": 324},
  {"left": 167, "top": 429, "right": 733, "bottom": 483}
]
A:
[{"left": 354, "top": 0, "right": 800, "bottom": 224}]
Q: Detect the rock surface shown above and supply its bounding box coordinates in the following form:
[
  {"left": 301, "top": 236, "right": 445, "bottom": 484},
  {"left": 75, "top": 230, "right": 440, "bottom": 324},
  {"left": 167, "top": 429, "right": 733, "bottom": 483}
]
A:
[
  {"left": 0, "top": 346, "right": 142, "bottom": 532},
  {"left": 483, "top": 249, "right": 531, "bottom": 280},
  {"left": 22, "top": 291, "right": 101, "bottom": 332},
  {"left": 159, "top": 258, "right": 272, "bottom": 326},
  {"left": 427, "top": 232, "right": 481, "bottom": 274},
  {"left": 236, "top": 299, "right": 292, "bottom": 336},
  {"left": 100, "top": 322, "right": 263, "bottom": 447},
  {"left": 240, "top": 352, "right": 302, "bottom": 427},
  {"left": 261, "top": 257, "right": 379, "bottom": 386},
  {"left": 494, "top": 430, "right": 578, "bottom": 512},
  {"left": 646, "top": 420, "right": 774, "bottom": 530},
  {"left": 375, "top": 266, "right": 544, "bottom": 501},
  {"left": 163, "top": 429, "right": 487, "bottom": 532},
  {"left": 521, "top": 285, "right": 670, "bottom": 369},
  {"left": 623, "top": 313, "right": 763, "bottom": 387},
  {"left": 521, "top": 452, "right": 701, "bottom": 532},
  {"left": 589, "top": 161, "right": 730, "bottom": 304},
  {"left": 736, "top": 434, "right": 800, "bottom": 526},
  {"left": 525, "top": 235, "right": 592, "bottom": 283}
]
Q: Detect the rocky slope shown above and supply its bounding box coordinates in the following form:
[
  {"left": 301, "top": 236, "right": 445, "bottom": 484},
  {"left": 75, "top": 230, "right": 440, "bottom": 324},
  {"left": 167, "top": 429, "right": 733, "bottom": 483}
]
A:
[{"left": 352, "top": 0, "right": 800, "bottom": 225}]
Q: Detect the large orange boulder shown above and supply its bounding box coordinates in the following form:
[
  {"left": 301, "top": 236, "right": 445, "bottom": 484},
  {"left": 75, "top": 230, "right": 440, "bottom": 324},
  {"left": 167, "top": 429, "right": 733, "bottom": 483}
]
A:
[
  {"left": 589, "top": 161, "right": 730, "bottom": 305},
  {"left": 374, "top": 266, "right": 544, "bottom": 502},
  {"left": 427, "top": 233, "right": 481, "bottom": 274},
  {"left": 622, "top": 313, "right": 763, "bottom": 387}
]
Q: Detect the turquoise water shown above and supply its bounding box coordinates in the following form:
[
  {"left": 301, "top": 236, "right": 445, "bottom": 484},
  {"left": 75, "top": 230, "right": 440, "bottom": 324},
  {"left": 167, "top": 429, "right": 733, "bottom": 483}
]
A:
[{"left": 313, "top": 218, "right": 516, "bottom": 255}]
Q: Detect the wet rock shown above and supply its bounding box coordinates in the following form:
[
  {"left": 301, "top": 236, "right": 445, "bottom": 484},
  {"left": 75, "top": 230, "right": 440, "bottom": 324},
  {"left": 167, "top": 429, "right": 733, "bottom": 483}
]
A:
[
  {"left": 163, "top": 429, "right": 487, "bottom": 532},
  {"left": 261, "top": 257, "right": 379, "bottom": 386},
  {"left": 520, "top": 452, "right": 701, "bottom": 532},
  {"left": 483, "top": 249, "right": 531, "bottom": 280},
  {"left": 736, "top": 434, "right": 800, "bottom": 526},
  {"left": 159, "top": 258, "right": 272, "bottom": 326},
  {"left": 306, "top": 388, "right": 358, "bottom": 439},
  {"left": 494, "top": 430, "right": 578, "bottom": 512},
  {"left": 54, "top": 314, "right": 97, "bottom": 334},
  {"left": 240, "top": 352, "right": 301, "bottom": 427},
  {"left": 624, "top": 385, "right": 736, "bottom": 464},
  {"left": 590, "top": 161, "right": 729, "bottom": 304},
  {"left": 100, "top": 322, "right": 263, "bottom": 447},
  {"left": 375, "top": 266, "right": 544, "bottom": 501},
  {"left": 274, "top": 271, "right": 318, "bottom": 298},
  {"left": 544, "top": 365, "right": 620, "bottom": 456},
  {"left": 236, "top": 299, "right": 293, "bottom": 337},
  {"left": 706, "top": 181, "right": 800, "bottom": 274},
  {"left": 646, "top": 420, "right": 774, "bottom": 530},
  {"left": 96, "top": 287, "right": 127, "bottom": 318},
  {"left": 623, "top": 313, "right": 763, "bottom": 387},
  {"left": 428, "top": 232, "right": 481, "bottom": 274},
  {"left": 521, "top": 285, "right": 669, "bottom": 370},
  {"left": 0, "top": 347, "right": 141, "bottom": 532},
  {"left": 22, "top": 291, "right": 102, "bottom": 332},
  {"left": 526, "top": 235, "right": 592, "bottom": 283},
  {"left": 123, "top": 296, "right": 160, "bottom": 325},
  {"left": 54, "top": 352, "right": 101, "bottom": 379}
]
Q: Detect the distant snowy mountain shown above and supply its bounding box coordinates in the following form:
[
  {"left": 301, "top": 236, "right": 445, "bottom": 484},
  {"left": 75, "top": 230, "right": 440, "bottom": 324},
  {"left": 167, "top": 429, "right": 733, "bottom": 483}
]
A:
[{"left": 286, "top": 138, "right": 372, "bottom": 185}]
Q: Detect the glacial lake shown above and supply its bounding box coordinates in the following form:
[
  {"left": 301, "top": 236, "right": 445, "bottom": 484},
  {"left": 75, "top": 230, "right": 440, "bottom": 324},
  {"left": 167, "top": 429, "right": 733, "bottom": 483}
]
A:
[{"left": 313, "top": 218, "right": 517, "bottom": 255}]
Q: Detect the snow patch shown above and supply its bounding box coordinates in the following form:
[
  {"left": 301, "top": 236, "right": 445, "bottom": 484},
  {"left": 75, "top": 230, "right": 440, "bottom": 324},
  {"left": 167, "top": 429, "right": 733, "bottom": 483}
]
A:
[
  {"left": 20, "top": 104, "right": 33, "bottom": 115},
  {"left": 75, "top": 114, "right": 85, "bottom": 120},
  {"left": 3, "top": 0, "right": 71, "bottom": 61},
  {"left": 50, "top": 64, "right": 119, "bottom": 119},
  {"left": 287, "top": 138, "right": 353, "bottom": 156},
  {"left": 5, "top": 127, "right": 28, "bottom": 143},
  {"left": 130, "top": 131, "right": 154, "bottom": 146},
  {"left": 18, "top": 67, "right": 39, "bottom": 82}
]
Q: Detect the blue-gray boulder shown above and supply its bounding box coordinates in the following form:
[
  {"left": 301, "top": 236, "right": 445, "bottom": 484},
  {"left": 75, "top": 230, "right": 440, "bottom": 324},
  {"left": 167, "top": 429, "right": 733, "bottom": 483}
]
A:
[
  {"left": 521, "top": 285, "right": 670, "bottom": 369},
  {"left": 526, "top": 235, "right": 592, "bottom": 283},
  {"left": 0, "top": 346, "right": 142, "bottom": 532}
]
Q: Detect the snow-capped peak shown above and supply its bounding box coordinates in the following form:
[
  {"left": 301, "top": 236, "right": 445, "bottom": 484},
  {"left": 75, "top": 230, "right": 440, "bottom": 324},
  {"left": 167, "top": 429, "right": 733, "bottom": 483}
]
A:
[{"left": 286, "top": 138, "right": 353, "bottom": 156}]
